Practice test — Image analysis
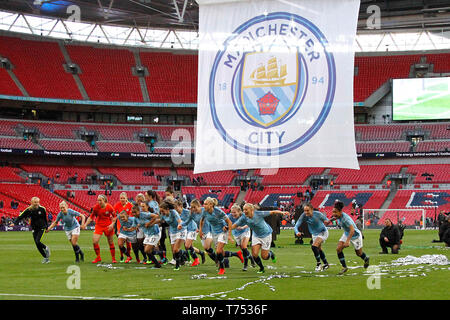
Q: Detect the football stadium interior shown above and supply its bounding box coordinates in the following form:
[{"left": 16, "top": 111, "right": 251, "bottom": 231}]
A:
[{"left": 0, "top": 0, "right": 449, "bottom": 302}]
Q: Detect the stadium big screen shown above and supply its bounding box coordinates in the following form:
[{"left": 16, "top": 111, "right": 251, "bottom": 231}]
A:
[{"left": 392, "top": 77, "right": 450, "bottom": 121}]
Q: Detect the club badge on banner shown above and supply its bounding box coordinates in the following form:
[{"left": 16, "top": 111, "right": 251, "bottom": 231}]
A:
[{"left": 194, "top": 0, "right": 360, "bottom": 174}]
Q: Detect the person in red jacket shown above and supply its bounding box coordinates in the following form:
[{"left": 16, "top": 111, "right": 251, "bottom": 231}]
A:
[{"left": 82, "top": 195, "right": 117, "bottom": 263}]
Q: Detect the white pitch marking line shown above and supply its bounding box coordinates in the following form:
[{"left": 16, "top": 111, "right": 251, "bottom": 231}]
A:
[{"left": 0, "top": 293, "right": 151, "bottom": 300}]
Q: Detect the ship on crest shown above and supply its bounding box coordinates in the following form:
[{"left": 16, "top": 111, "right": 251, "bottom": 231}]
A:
[{"left": 250, "top": 56, "right": 287, "bottom": 86}]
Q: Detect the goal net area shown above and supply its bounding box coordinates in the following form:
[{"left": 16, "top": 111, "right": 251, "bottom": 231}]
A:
[{"left": 362, "top": 209, "right": 426, "bottom": 230}]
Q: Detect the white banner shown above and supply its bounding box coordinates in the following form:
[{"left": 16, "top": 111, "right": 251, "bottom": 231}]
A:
[{"left": 194, "top": 0, "right": 360, "bottom": 174}]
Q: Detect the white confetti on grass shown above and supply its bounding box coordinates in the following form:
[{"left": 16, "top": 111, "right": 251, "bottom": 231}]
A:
[
  {"left": 96, "top": 264, "right": 124, "bottom": 270},
  {"left": 390, "top": 254, "right": 449, "bottom": 266}
]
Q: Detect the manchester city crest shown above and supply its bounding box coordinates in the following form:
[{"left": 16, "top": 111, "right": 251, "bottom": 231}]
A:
[
  {"left": 233, "top": 51, "right": 307, "bottom": 128},
  {"left": 209, "top": 12, "right": 336, "bottom": 156}
]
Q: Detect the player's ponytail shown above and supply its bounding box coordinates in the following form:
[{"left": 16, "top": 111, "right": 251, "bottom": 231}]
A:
[
  {"left": 205, "top": 197, "right": 218, "bottom": 207},
  {"left": 146, "top": 190, "right": 161, "bottom": 204}
]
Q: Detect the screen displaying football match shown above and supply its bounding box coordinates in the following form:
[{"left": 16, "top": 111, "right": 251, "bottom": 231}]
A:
[{"left": 392, "top": 77, "right": 450, "bottom": 121}]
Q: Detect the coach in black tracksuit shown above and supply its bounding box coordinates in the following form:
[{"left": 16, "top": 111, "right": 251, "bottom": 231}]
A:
[
  {"left": 379, "top": 218, "right": 401, "bottom": 254},
  {"left": 11, "top": 197, "right": 51, "bottom": 262}
]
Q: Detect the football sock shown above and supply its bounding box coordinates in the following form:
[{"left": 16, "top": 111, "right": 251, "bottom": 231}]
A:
[
  {"left": 72, "top": 245, "right": 80, "bottom": 260},
  {"left": 188, "top": 246, "right": 198, "bottom": 259},
  {"left": 319, "top": 249, "right": 328, "bottom": 264},
  {"left": 242, "top": 248, "right": 250, "bottom": 266},
  {"left": 148, "top": 252, "right": 160, "bottom": 267},
  {"left": 174, "top": 251, "right": 180, "bottom": 268},
  {"left": 337, "top": 251, "right": 347, "bottom": 268},
  {"left": 109, "top": 243, "right": 115, "bottom": 259},
  {"left": 224, "top": 251, "right": 238, "bottom": 258},
  {"left": 93, "top": 243, "right": 100, "bottom": 258},
  {"left": 253, "top": 256, "right": 264, "bottom": 271},
  {"left": 311, "top": 246, "right": 321, "bottom": 264},
  {"left": 139, "top": 244, "right": 147, "bottom": 260},
  {"left": 217, "top": 252, "right": 225, "bottom": 269},
  {"left": 206, "top": 248, "right": 216, "bottom": 262}
]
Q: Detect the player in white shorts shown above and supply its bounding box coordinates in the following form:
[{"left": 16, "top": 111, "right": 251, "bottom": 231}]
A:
[
  {"left": 134, "top": 193, "right": 147, "bottom": 263},
  {"left": 187, "top": 199, "right": 216, "bottom": 264},
  {"left": 294, "top": 203, "right": 331, "bottom": 271},
  {"left": 159, "top": 199, "right": 185, "bottom": 271},
  {"left": 231, "top": 203, "right": 288, "bottom": 273},
  {"left": 228, "top": 204, "right": 255, "bottom": 271},
  {"left": 134, "top": 203, "right": 162, "bottom": 268},
  {"left": 46, "top": 201, "right": 85, "bottom": 263},
  {"left": 176, "top": 199, "right": 206, "bottom": 266},
  {"left": 332, "top": 201, "right": 370, "bottom": 275},
  {"left": 199, "top": 198, "right": 243, "bottom": 275},
  {"left": 117, "top": 210, "right": 139, "bottom": 263}
]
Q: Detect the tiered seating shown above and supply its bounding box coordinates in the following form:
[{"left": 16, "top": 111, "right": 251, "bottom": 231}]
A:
[
  {"left": 140, "top": 52, "right": 197, "bottom": 103},
  {"left": 0, "top": 193, "right": 28, "bottom": 218},
  {"left": 426, "top": 53, "right": 450, "bottom": 73},
  {"left": 0, "top": 137, "right": 41, "bottom": 149},
  {"left": 330, "top": 165, "right": 403, "bottom": 184},
  {"left": 420, "top": 123, "right": 450, "bottom": 140},
  {"left": 0, "top": 36, "right": 81, "bottom": 99},
  {"left": 39, "top": 139, "right": 93, "bottom": 152},
  {"left": 2, "top": 36, "right": 450, "bottom": 106},
  {"left": 355, "top": 125, "right": 406, "bottom": 141},
  {"left": 375, "top": 210, "right": 424, "bottom": 228},
  {"left": 66, "top": 45, "right": 142, "bottom": 102},
  {"left": 390, "top": 189, "right": 450, "bottom": 210},
  {"left": 244, "top": 186, "right": 309, "bottom": 208},
  {"left": 0, "top": 120, "right": 19, "bottom": 136},
  {"left": 96, "top": 141, "right": 149, "bottom": 153},
  {"left": 355, "top": 123, "right": 450, "bottom": 141},
  {"left": 356, "top": 142, "right": 411, "bottom": 153},
  {"left": 20, "top": 165, "right": 95, "bottom": 184},
  {"left": 152, "top": 126, "right": 195, "bottom": 141},
  {"left": 255, "top": 168, "right": 325, "bottom": 185},
  {"left": 0, "top": 183, "right": 65, "bottom": 215},
  {"left": 406, "top": 164, "right": 450, "bottom": 183},
  {"left": 354, "top": 54, "right": 420, "bottom": 102},
  {"left": 88, "top": 125, "right": 136, "bottom": 141},
  {"left": 31, "top": 123, "right": 80, "bottom": 139},
  {"left": 387, "top": 189, "right": 450, "bottom": 226},
  {"left": 0, "top": 166, "right": 24, "bottom": 182},
  {"left": 0, "top": 68, "right": 22, "bottom": 96},
  {"left": 310, "top": 190, "right": 390, "bottom": 218},
  {"left": 415, "top": 141, "right": 450, "bottom": 152},
  {"left": 181, "top": 186, "right": 240, "bottom": 208},
  {"left": 97, "top": 167, "right": 171, "bottom": 185},
  {"left": 176, "top": 168, "right": 242, "bottom": 185},
  {"left": 0, "top": 119, "right": 196, "bottom": 142}
]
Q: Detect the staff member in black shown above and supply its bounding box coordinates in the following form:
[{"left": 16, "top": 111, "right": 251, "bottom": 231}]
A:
[
  {"left": 379, "top": 218, "right": 401, "bottom": 254},
  {"left": 10, "top": 197, "right": 51, "bottom": 263}
]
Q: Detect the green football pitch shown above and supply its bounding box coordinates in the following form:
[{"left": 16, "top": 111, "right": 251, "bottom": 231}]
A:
[
  {"left": 393, "top": 78, "right": 450, "bottom": 121},
  {"left": 0, "top": 229, "right": 448, "bottom": 300}
]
